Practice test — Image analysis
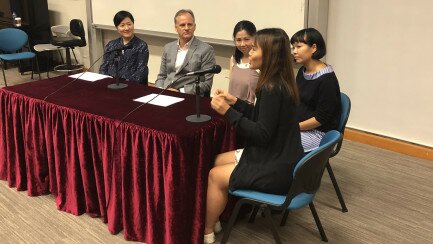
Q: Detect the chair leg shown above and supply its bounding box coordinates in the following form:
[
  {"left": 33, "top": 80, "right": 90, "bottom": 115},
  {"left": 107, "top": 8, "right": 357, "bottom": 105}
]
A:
[
  {"left": 18, "top": 60, "right": 23, "bottom": 75},
  {"left": 57, "top": 49, "right": 64, "bottom": 63},
  {"left": 262, "top": 206, "right": 282, "bottom": 244},
  {"left": 280, "top": 209, "right": 290, "bottom": 226},
  {"left": 221, "top": 200, "right": 244, "bottom": 244},
  {"left": 33, "top": 57, "right": 41, "bottom": 80},
  {"left": 248, "top": 206, "right": 260, "bottom": 223},
  {"left": 327, "top": 162, "right": 348, "bottom": 212},
  {"left": 46, "top": 51, "right": 51, "bottom": 78},
  {"left": 31, "top": 59, "right": 34, "bottom": 79},
  {"left": 1, "top": 61, "right": 7, "bottom": 87},
  {"left": 65, "top": 48, "right": 72, "bottom": 70},
  {"left": 309, "top": 202, "right": 328, "bottom": 242},
  {"left": 71, "top": 48, "right": 78, "bottom": 64}
]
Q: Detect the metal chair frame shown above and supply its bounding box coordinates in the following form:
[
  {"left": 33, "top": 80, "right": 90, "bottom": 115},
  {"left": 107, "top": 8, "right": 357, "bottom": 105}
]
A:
[
  {"left": 221, "top": 131, "right": 342, "bottom": 244},
  {"left": 33, "top": 25, "right": 79, "bottom": 77},
  {"left": 51, "top": 19, "right": 86, "bottom": 73},
  {"left": 326, "top": 92, "right": 351, "bottom": 212}
]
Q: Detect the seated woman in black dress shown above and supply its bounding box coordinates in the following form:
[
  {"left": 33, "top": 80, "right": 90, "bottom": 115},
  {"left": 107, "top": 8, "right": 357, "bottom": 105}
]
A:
[
  {"left": 204, "top": 28, "right": 304, "bottom": 243},
  {"left": 291, "top": 28, "right": 341, "bottom": 152},
  {"left": 99, "top": 11, "right": 149, "bottom": 85}
]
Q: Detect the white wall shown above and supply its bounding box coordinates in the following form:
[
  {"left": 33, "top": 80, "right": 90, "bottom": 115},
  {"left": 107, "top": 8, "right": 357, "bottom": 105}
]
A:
[
  {"left": 47, "top": 0, "right": 90, "bottom": 67},
  {"left": 91, "top": 0, "right": 306, "bottom": 45},
  {"left": 327, "top": 0, "right": 433, "bottom": 147}
]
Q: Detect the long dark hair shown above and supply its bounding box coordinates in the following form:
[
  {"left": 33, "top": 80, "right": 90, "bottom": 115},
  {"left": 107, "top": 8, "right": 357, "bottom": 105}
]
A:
[
  {"left": 255, "top": 28, "right": 299, "bottom": 104},
  {"left": 232, "top": 20, "right": 256, "bottom": 64}
]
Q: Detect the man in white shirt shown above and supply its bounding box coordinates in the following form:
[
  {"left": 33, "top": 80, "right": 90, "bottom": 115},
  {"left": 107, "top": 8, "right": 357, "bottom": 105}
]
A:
[{"left": 155, "top": 9, "right": 216, "bottom": 96}]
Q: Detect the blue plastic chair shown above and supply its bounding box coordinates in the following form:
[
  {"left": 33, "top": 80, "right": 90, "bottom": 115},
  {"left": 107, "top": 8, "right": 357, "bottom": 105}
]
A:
[
  {"left": 326, "top": 92, "right": 351, "bottom": 212},
  {"left": 221, "top": 130, "right": 342, "bottom": 244},
  {"left": 0, "top": 28, "right": 41, "bottom": 87}
]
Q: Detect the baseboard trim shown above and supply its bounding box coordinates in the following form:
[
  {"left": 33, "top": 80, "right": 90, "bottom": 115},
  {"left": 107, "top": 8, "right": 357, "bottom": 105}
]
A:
[{"left": 344, "top": 128, "right": 433, "bottom": 161}]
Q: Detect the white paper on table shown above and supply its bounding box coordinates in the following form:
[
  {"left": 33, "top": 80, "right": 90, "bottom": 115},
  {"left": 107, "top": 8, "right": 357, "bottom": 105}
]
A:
[
  {"left": 133, "top": 93, "right": 184, "bottom": 107},
  {"left": 68, "top": 72, "right": 112, "bottom": 82}
]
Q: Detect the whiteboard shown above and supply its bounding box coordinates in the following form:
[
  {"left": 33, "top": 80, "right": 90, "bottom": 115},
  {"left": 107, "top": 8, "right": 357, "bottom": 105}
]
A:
[{"left": 91, "top": 0, "right": 307, "bottom": 45}]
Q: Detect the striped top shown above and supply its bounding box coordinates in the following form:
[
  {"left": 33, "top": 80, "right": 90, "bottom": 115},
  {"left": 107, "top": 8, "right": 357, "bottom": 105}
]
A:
[{"left": 303, "top": 64, "right": 334, "bottom": 80}]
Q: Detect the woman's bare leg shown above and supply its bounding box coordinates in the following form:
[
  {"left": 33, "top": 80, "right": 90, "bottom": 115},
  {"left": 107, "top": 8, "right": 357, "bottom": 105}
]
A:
[
  {"left": 204, "top": 163, "right": 236, "bottom": 234},
  {"left": 214, "top": 150, "right": 236, "bottom": 167}
]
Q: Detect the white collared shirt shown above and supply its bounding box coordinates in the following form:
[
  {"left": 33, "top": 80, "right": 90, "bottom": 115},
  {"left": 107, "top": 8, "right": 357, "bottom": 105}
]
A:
[{"left": 175, "top": 36, "right": 194, "bottom": 73}]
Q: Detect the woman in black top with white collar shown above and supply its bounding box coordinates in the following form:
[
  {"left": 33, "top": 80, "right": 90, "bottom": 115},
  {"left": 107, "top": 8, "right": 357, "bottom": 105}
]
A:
[{"left": 291, "top": 28, "right": 341, "bottom": 152}]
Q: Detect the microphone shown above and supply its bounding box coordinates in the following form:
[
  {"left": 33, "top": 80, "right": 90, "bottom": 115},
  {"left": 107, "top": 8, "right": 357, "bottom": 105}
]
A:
[
  {"left": 185, "top": 65, "right": 221, "bottom": 76},
  {"left": 118, "top": 62, "right": 219, "bottom": 135},
  {"left": 119, "top": 63, "right": 223, "bottom": 123},
  {"left": 106, "top": 44, "right": 133, "bottom": 89},
  {"left": 43, "top": 44, "right": 132, "bottom": 101}
]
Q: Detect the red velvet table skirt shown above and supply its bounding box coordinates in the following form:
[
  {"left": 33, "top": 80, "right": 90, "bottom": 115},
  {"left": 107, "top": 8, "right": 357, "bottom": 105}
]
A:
[{"left": 0, "top": 76, "right": 236, "bottom": 243}]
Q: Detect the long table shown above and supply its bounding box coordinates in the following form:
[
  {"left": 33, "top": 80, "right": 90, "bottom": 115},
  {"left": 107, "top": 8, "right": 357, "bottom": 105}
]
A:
[{"left": 0, "top": 75, "right": 235, "bottom": 243}]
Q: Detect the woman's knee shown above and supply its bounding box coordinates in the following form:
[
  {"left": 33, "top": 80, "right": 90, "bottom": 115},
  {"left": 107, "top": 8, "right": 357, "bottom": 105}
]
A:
[
  {"left": 208, "top": 167, "right": 222, "bottom": 184},
  {"left": 208, "top": 166, "right": 231, "bottom": 189},
  {"left": 214, "top": 151, "right": 236, "bottom": 166}
]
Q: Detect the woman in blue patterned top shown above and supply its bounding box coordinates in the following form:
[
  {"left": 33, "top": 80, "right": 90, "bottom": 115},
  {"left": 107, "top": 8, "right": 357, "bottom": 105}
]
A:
[
  {"left": 99, "top": 11, "right": 149, "bottom": 85},
  {"left": 291, "top": 28, "right": 341, "bottom": 152}
]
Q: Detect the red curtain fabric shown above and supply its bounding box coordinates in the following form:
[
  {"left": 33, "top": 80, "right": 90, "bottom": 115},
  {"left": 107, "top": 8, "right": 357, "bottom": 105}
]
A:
[{"left": 0, "top": 76, "right": 236, "bottom": 243}]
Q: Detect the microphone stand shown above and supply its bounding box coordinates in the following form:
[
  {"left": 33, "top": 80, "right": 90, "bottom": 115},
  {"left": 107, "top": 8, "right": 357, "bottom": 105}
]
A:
[
  {"left": 185, "top": 75, "right": 211, "bottom": 123},
  {"left": 107, "top": 50, "right": 128, "bottom": 89}
]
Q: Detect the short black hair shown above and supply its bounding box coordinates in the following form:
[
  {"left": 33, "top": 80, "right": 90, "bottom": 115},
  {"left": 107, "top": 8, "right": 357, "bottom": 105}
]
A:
[
  {"left": 113, "top": 11, "right": 134, "bottom": 27},
  {"left": 290, "top": 28, "right": 326, "bottom": 60},
  {"left": 232, "top": 20, "right": 256, "bottom": 64}
]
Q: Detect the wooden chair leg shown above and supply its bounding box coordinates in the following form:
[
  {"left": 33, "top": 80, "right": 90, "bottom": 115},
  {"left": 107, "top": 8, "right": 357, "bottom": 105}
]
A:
[
  {"left": 327, "top": 162, "right": 348, "bottom": 212},
  {"left": 309, "top": 202, "right": 328, "bottom": 242}
]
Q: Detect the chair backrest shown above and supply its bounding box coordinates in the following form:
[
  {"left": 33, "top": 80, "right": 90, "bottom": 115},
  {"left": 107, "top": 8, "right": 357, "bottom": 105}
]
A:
[
  {"left": 0, "top": 28, "right": 29, "bottom": 52},
  {"left": 331, "top": 92, "right": 351, "bottom": 157},
  {"left": 70, "top": 19, "right": 86, "bottom": 46},
  {"left": 337, "top": 93, "right": 351, "bottom": 133},
  {"left": 285, "top": 130, "right": 341, "bottom": 205}
]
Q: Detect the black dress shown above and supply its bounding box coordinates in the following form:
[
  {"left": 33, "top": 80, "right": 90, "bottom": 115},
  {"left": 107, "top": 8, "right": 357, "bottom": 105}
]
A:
[{"left": 225, "top": 85, "right": 304, "bottom": 194}]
